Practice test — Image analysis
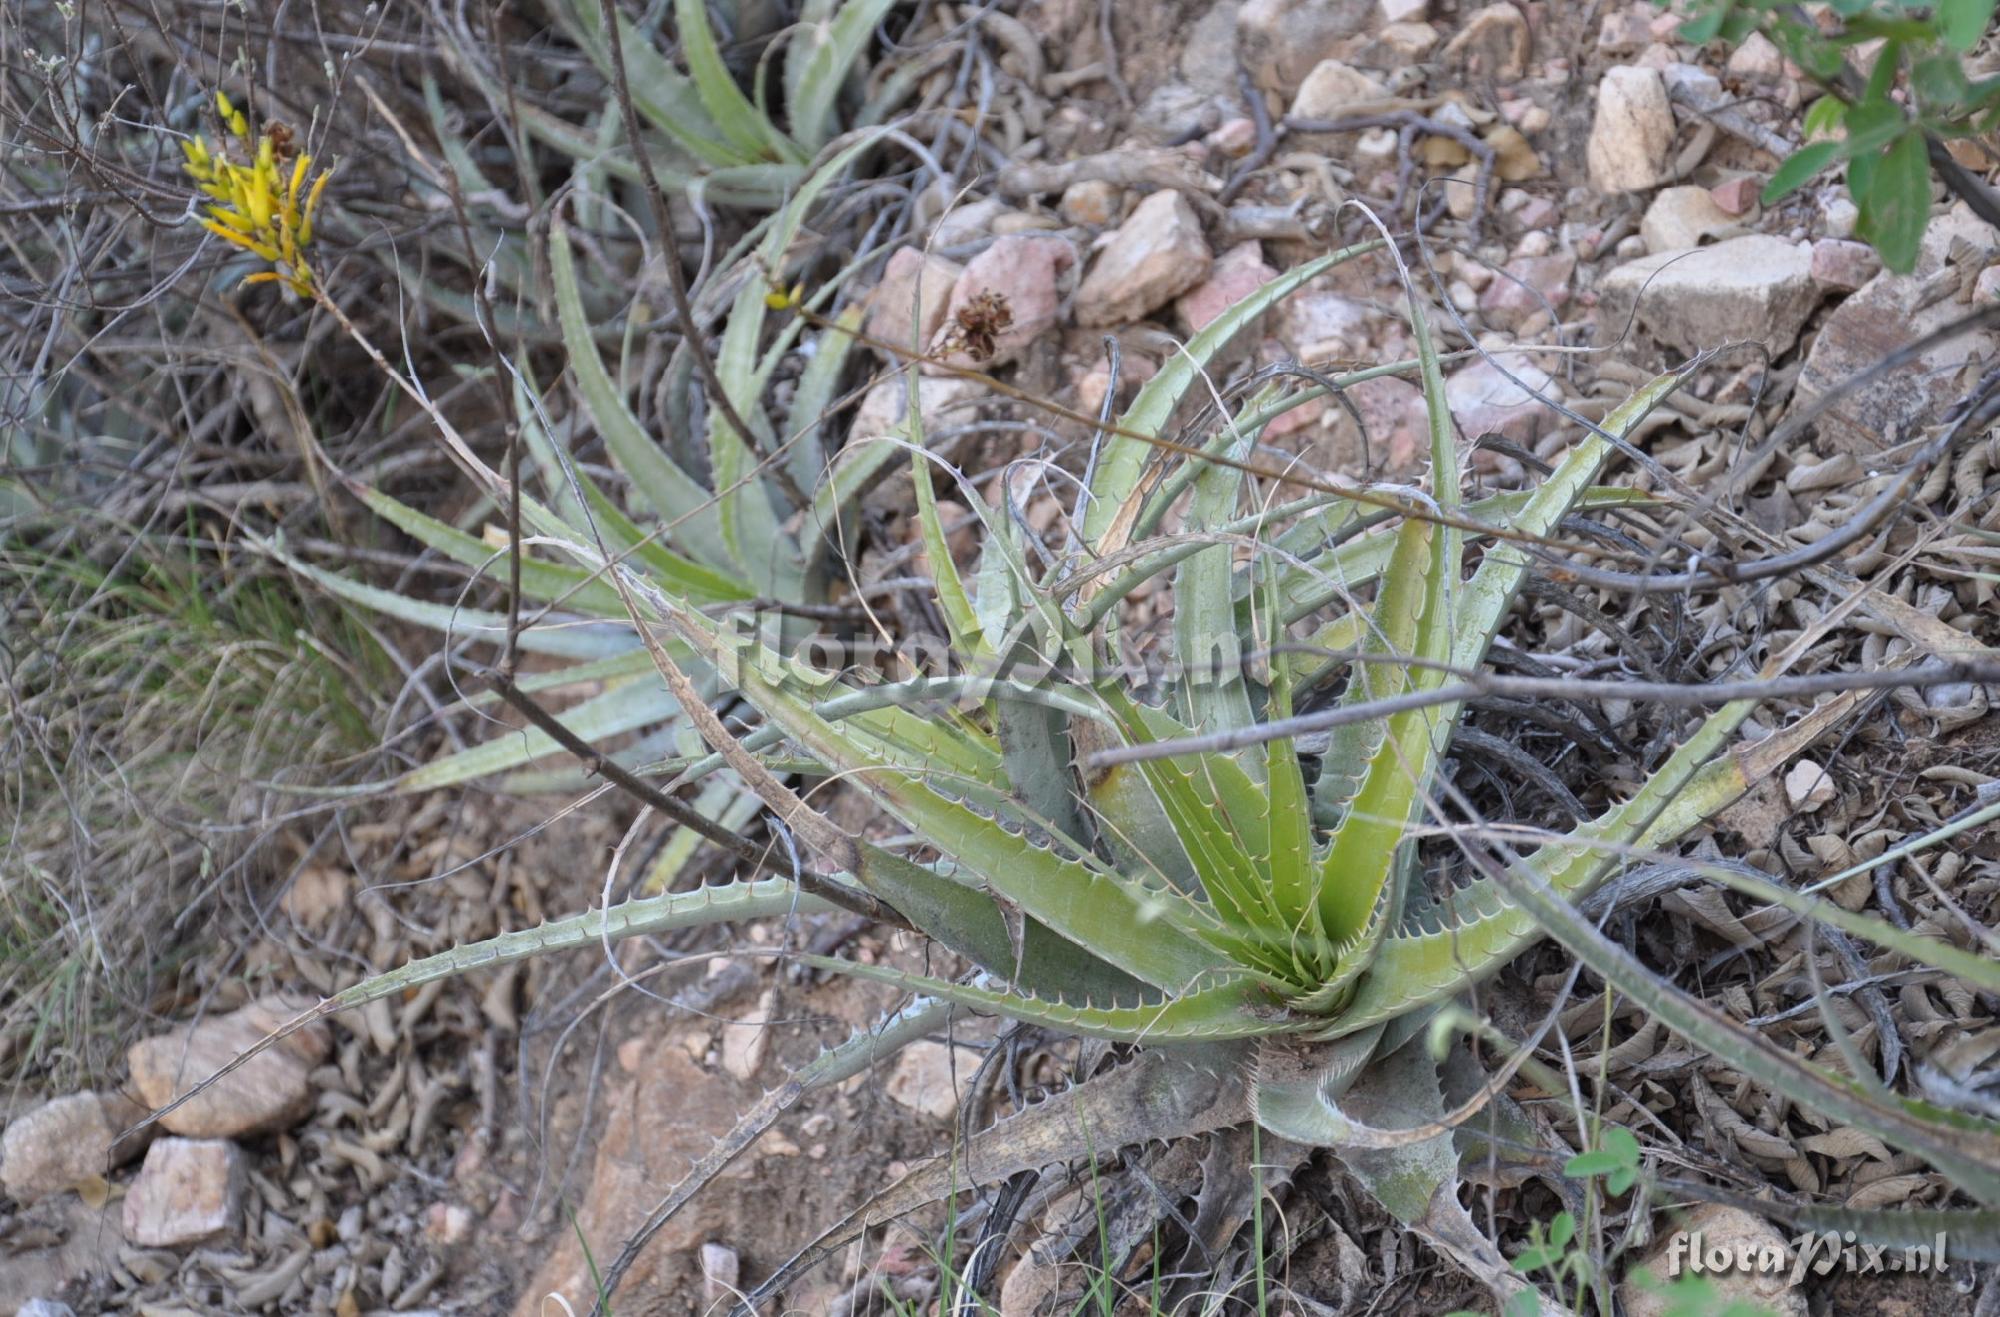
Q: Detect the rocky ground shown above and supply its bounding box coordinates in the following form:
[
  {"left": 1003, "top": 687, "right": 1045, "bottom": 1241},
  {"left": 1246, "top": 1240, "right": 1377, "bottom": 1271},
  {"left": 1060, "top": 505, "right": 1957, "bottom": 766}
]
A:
[{"left": 4, "top": 0, "right": 1999, "bottom": 1313}]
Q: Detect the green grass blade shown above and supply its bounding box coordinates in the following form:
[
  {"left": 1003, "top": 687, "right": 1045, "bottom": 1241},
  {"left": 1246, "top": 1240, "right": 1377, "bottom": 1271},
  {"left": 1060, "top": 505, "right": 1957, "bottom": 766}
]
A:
[
  {"left": 353, "top": 485, "right": 630, "bottom": 618},
  {"left": 549, "top": 218, "right": 734, "bottom": 569},
  {"left": 397, "top": 677, "right": 680, "bottom": 793}
]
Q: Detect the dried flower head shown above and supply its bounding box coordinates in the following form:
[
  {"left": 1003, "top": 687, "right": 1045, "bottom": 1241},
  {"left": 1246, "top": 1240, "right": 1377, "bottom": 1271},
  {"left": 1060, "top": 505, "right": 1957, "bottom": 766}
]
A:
[
  {"left": 939, "top": 289, "right": 1013, "bottom": 363},
  {"left": 182, "top": 92, "right": 332, "bottom": 298}
]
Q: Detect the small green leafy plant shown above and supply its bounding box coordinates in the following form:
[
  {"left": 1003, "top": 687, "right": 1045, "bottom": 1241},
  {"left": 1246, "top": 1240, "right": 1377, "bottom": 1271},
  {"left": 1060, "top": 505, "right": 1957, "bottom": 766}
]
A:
[{"left": 1674, "top": 0, "right": 2000, "bottom": 270}]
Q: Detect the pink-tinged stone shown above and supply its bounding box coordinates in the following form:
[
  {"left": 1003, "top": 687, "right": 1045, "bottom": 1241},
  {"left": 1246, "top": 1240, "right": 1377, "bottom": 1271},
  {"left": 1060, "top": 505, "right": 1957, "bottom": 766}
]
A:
[
  {"left": 1807, "top": 238, "right": 1881, "bottom": 292},
  {"left": 1324, "top": 375, "right": 1429, "bottom": 475},
  {"left": 1176, "top": 242, "right": 1278, "bottom": 335},
  {"left": 1206, "top": 118, "right": 1259, "bottom": 160},
  {"left": 1074, "top": 352, "right": 1160, "bottom": 416},
  {"left": 1710, "top": 176, "right": 1763, "bottom": 217},
  {"left": 864, "top": 247, "right": 963, "bottom": 358},
  {"left": 1274, "top": 289, "right": 1377, "bottom": 359},
  {"left": 925, "top": 234, "right": 1077, "bottom": 371},
  {"left": 1478, "top": 253, "right": 1575, "bottom": 330},
  {"left": 1059, "top": 179, "right": 1122, "bottom": 227},
  {"left": 127, "top": 997, "right": 329, "bottom": 1139},
  {"left": 1075, "top": 190, "right": 1212, "bottom": 328},
  {"left": 122, "top": 1138, "right": 243, "bottom": 1247},
  {"left": 1446, "top": 358, "right": 1558, "bottom": 443}
]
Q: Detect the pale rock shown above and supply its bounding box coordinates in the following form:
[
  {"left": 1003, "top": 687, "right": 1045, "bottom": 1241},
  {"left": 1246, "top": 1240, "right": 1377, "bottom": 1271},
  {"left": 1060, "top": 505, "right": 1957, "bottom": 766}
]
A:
[
  {"left": 1177, "top": 241, "right": 1277, "bottom": 335},
  {"left": 1443, "top": 162, "right": 1482, "bottom": 221},
  {"left": 1059, "top": 179, "right": 1123, "bottom": 227},
  {"left": 1822, "top": 195, "right": 1859, "bottom": 239},
  {"left": 1588, "top": 66, "right": 1675, "bottom": 193},
  {"left": 1206, "top": 117, "right": 1259, "bottom": 159},
  {"left": 1658, "top": 61, "right": 1720, "bottom": 107},
  {"left": 1237, "top": 0, "right": 1373, "bottom": 95},
  {"left": 1449, "top": 279, "right": 1480, "bottom": 312},
  {"left": 1808, "top": 238, "right": 1880, "bottom": 291},
  {"left": 1514, "top": 229, "right": 1553, "bottom": 258},
  {"left": 121, "top": 1138, "right": 243, "bottom": 1248},
  {"left": 1446, "top": 358, "right": 1557, "bottom": 443},
  {"left": 701, "top": 1242, "right": 741, "bottom": 1303},
  {"left": 424, "top": 1201, "right": 474, "bottom": 1249},
  {"left": 1478, "top": 253, "right": 1574, "bottom": 330},
  {"left": 1795, "top": 206, "right": 2000, "bottom": 454},
  {"left": 127, "top": 997, "right": 330, "bottom": 1140},
  {"left": 1726, "top": 31, "right": 1786, "bottom": 81},
  {"left": 1633, "top": 41, "right": 1678, "bottom": 70},
  {"left": 1323, "top": 375, "right": 1429, "bottom": 475},
  {"left": 885, "top": 1042, "right": 979, "bottom": 1120},
  {"left": 1, "top": 1092, "right": 150, "bottom": 1202},
  {"left": 1379, "top": 0, "right": 1427, "bottom": 21},
  {"left": 1508, "top": 192, "right": 1561, "bottom": 231},
  {"left": 514, "top": 1049, "right": 754, "bottom": 1314},
  {"left": 1640, "top": 186, "right": 1733, "bottom": 252},
  {"left": 925, "top": 195, "right": 1008, "bottom": 247},
  {"left": 1785, "top": 759, "right": 1836, "bottom": 812},
  {"left": 719, "top": 989, "right": 775, "bottom": 1082},
  {"left": 1136, "top": 82, "right": 1228, "bottom": 146},
  {"left": 1614, "top": 233, "right": 1649, "bottom": 259},
  {"left": 1976, "top": 265, "right": 2000, "bottom": 304},
  {"left": 1356, "top": 127, "right": 1400, "bottom": 165},
  {"left": 1377, "top": 22, "right": 1441, "bottom": 60},
  {"left": 926, "top": 234, "right": 1076, "bottom": 369},
  {"left": 1708, "top": 176, "right": 1761, "bottom": 217},
  {"left": 991, "top": 210, "right": 1063, "bottom": 235},
  {"left": 865, "top": 247, "right": 963, "bottom": 357},
  {"left": 17, "top": 1301, "right": 77, "bottom": 1317},
  {"left": 1444, "top": 4, "right": 1531, "bottom": 81},
  {"left": 1597, "top": 7, "right": 1653, "bottom": 55},
  {"left": 852, "top": 374, "right": 987, "bottom": 441},
  {"left": 1179, "top": 0, "right": 1245, "bottom": 96},
  {"left": 1275, "top": 288, "right": 1376, "bottom": 359},
  {"left": 1620, "top": 1204, "right": 1808, "bottom": 1317},
  {"left": 1597, "top": 235, "right": 1817, "bottom": 356},
  {"left": 1289, "top": 60, "right": 1389, "bottom": 120},
  {"left": 1075, "top": 191, "right": 1211, "bottom": 328}
]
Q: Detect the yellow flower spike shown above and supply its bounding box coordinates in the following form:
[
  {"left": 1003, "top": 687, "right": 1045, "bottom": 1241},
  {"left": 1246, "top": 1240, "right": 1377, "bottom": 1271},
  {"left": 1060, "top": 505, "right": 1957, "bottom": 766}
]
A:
[
  {"left": 299, "top": 167, "right": 332, "bottom": 245},
  {"left": 200, "top": 217, "right": 281, "bottom": 262},
  {"left": 183, "top": 97, "right": 328, "bottom": 297},
  {"left": 216, "top": 91, "right": 249, "bottom": 139}
]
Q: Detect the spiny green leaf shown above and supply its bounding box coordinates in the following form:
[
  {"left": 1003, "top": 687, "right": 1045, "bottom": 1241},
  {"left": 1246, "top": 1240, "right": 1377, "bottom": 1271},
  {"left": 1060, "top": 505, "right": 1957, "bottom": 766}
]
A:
[
  {"left": 783, "top": 0, "right": 898, "bottom": 151},
  {"left": 1083, "top": 239, "right": 1383, "bottom": 552},
  {"left": 673, "top": 0, "right": 803, "bottom": 164},
  {"left": 797, "top": 957, "right": 1290, "bottom": 1042}
]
